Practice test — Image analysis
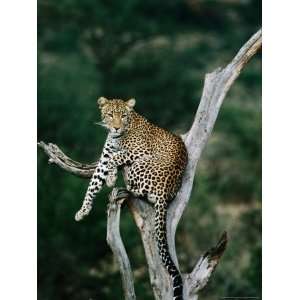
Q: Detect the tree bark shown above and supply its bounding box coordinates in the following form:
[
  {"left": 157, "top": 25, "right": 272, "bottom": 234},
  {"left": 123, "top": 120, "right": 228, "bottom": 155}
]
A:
[
  {"left": 106, "top": 188, "right": 136, "bottom": 300},
  {"left": 38, "top": 28, "right": 261, "bottom": 300}
]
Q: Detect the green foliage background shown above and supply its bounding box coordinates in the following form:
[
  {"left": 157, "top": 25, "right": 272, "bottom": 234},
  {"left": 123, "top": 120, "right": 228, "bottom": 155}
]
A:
[{"left": 38, "top": 1, "right": 261, "bottom": 299}]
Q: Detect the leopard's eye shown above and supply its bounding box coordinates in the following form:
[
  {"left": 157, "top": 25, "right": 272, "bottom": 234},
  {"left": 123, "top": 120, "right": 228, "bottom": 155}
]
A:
[
  {"left": 121, "top": 113, "right": 127, "bottom": 119},
  {"left": 107, "top": 112, "right": 113, "bottom": 118}
]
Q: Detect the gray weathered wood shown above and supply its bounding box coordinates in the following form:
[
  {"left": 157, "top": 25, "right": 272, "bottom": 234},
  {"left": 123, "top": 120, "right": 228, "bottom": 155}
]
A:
[
  {"left": 38, "top": 28, "right": 261, "bottom": 300},
  {"left": 106, "top": 188, "right": 136, "bottom": 300}
]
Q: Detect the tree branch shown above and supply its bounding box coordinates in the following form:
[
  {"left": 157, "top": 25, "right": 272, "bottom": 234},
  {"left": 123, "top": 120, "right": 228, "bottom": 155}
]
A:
[
  {"left": 38, "top": 141, "right": 96, "bottom": 178},
  {"left": 106, "top": 188, "right": 136, "bottom": 300},
  {"left": 187, "top": 232, "right": 227, "bottom": 298},
  {"left": 38, "top": 28, "right": 261, "bottom": 300},
  {"left": 170, "top": 28, "right": 262, "bottom": 232}
]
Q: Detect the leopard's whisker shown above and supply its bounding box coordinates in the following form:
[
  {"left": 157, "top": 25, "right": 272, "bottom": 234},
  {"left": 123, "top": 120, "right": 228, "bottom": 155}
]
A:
[{"left": 94, "top": 121, "right": 108, "bottom": 129}]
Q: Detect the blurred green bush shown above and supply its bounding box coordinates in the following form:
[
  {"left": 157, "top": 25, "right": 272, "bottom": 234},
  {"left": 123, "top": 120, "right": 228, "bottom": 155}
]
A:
[{"left": 38, "top": 1, "right": 261, "bottom": 299}]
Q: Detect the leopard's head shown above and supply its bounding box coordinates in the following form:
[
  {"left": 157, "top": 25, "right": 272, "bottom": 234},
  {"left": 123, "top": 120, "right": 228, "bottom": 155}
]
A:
[{"left": 97, "top": 97, "right": 136, "bottom": 136}]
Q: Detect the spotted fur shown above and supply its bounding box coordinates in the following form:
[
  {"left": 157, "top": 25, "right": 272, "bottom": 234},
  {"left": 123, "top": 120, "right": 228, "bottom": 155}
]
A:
[{"left": 75, "top": 97, "right": 188, "bottom": 299}]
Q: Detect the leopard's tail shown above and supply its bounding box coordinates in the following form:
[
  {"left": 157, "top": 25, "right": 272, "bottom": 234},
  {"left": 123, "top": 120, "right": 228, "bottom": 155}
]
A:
[{"left": 154, "top": 200, "right": 183, "bottom": 300}]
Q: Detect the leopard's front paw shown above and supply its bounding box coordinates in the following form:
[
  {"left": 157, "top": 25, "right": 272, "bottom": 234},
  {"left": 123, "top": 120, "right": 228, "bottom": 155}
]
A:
[
  {"left": 106, "top": 172, "right": 117, "bottom": 187},
  {"left": 109, "top": 187, "right": 130, "bottom": 204},
  {"left": 75, "top": 211, "right": 84, "bottom": 221},
  {"left": 75, "top": 207, "right": 89, "bottom": 221}
]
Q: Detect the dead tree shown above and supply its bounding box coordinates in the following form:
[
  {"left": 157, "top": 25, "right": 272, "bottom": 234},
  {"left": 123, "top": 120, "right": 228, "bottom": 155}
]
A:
[{"left": 38, "top": 29, "right": 261, "bottom": 300}]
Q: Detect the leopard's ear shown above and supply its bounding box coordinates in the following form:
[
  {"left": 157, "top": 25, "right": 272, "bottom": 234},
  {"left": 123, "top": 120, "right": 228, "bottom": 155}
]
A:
[
  {"left": 126, "top": 98, "right": 136, "bottom": 109},
  {"left": 97, "top": 97, "right": 108, "bottom": 107}
]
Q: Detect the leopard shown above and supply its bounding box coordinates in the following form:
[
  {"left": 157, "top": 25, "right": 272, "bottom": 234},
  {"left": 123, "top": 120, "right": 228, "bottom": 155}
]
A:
[{"left": 75, "top": 97, "right": 188, "bottom": 300}]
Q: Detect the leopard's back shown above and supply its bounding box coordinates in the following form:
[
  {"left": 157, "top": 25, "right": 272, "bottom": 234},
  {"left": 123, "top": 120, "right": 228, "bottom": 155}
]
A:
[{"left": 120, "top": 112, "right": 187, "bottom": 200}]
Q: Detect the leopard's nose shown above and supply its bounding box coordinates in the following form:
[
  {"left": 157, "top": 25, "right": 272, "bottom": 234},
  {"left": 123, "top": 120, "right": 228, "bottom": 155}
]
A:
[{"left": 113, "top": 126, "right": 120, "bottom": 130}]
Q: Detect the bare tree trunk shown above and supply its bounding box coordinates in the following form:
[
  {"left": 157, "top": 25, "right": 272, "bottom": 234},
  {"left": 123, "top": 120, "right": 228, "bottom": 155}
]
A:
[{"left": 38, "top": 28, "right": 261, "bottom": 300}]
